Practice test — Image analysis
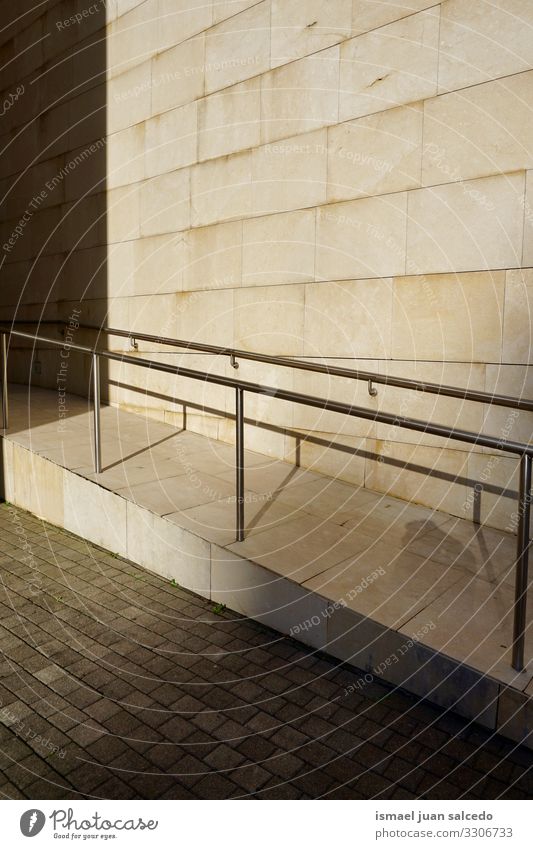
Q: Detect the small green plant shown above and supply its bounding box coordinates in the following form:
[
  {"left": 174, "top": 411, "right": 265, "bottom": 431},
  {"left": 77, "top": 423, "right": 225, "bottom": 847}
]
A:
[
  {"left": 170, "top": 579, "right": 180, "bottom": 588},
  {"left": 213, "top": 602, "right": 226, "bottom": 615}
]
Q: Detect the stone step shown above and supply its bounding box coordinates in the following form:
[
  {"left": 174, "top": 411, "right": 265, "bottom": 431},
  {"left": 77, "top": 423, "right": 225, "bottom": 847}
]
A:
[{"left": 1, "top": 384, "right": 531, "bottom": 750}]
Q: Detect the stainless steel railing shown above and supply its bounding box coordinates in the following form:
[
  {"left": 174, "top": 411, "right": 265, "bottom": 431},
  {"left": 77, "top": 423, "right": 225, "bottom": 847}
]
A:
[
  {"left": 9, "top": 318, "right": 533, "bottom": 412},
  {"left": 0, "top": 324, "right": 531, "bottom": 672}
]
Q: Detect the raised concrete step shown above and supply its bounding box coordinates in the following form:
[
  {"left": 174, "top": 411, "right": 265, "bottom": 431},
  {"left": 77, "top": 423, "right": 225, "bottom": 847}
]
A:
[{"left": 1, "top": 384, "right": 531, "bottom": 750}]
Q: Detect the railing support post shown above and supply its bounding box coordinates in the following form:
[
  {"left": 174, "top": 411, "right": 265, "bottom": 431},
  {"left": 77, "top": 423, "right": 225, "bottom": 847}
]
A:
[
  {"left": 512, "top": 454, "right": 532, "bottom": 672},
  {"left": 235, "top": 387, "right": 245, "bottom": 542},
  {"left": 92, "top": 353, "right": 102, "bottom": 474},
  {"left": 1, "top": 333, "right": 8, "bottom": 431}
]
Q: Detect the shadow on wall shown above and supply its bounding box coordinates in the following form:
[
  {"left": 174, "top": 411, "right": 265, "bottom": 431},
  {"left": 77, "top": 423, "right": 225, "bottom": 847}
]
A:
[{"left": 0, "top": 0, "right": 108, "bottom": 456}]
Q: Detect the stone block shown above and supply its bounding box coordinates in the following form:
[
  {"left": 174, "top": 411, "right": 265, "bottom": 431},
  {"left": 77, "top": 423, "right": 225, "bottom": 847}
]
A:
[
  {"left": 191, "top": 150, "right": 251, "bottom": 226},
  {"left": 328, "top": 102, "right": 423, "bottom": 202},
  {"left": 439, "top": 0, "right": 533, "bottom": 92},
  {"left": 271, "top": 0, "right": 352, "bottom": 66},
  {"left": 242, "top": 210, "right": 315, "bottom": 286},
  {"left": 406, "top": 173, "right": 525, "bottom": 275},
  {"left": 64, "top": 471, "right": 128, "bottom": 556},
  {"left": 391, "top": 271, "right": 505, "bottom": 362},
  {"left": 261, "top": 47, "right": 340, "bottom": 144},
  {"left": 205, "top": 2, "right": 270, "bottom": 94},
  {"left": 423, "top": 72, "right": 533, "bottom": 186},
  {"left": 316, "top": 194, "right": 407, "bottom": 281},
  {"left": 151, "top": 35, "right": 205, "bottom": 116},
  {"left": 252, "top": 129, "right": 327, "bottom": 215},
  {"left": 145, "top": 102, "right": 198, "bottom": 177},
  {"left": 199, "top": 78, "right": 261, "bottom": 161},
  {"left": 140, "top": 169, "right": 191, "bottom": 237},
  {"left": 339, "top": 9, "right": 439, "bottom": 122}
]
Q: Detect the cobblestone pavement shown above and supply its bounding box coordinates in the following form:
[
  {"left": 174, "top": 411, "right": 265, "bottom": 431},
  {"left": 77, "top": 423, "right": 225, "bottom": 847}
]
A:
[{"left": 0, "top": 504, "right": 531, "bottom": 800}]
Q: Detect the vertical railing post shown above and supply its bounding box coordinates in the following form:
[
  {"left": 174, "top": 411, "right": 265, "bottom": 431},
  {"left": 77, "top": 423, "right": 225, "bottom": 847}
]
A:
[
  {"left": 1, "top": 333, "right": 8, "bottom": 431},
  {"left": 92, "top": 353, "right": 102, "bottom": 474},
  {"left": 512, "top": 454, "right": 532, "bottom": 671},
  {"left": 235, "top": 387, "right": 245, "bottom": 542}
]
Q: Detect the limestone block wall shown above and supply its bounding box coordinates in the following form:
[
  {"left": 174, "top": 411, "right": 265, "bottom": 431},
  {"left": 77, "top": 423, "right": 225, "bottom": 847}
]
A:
[{"left": 1, "top": 1, "right": 533, "bottom": 532}]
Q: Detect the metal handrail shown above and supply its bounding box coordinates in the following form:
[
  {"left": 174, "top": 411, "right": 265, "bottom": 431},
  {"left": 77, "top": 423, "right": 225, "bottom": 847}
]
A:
[
  {"left": 6, "top": 318, "right": 533, "bottom": 413},
  {"left": 0, "top": 326, "right": 531, "bottom": 672}
]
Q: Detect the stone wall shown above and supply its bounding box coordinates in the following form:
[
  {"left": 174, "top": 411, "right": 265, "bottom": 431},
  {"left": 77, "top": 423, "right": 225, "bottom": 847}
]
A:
[
  {"left": 1, "top": 0, "right": 532, "bottom": 531},
  {"left": 0, "top": 0, "right": 108, "bottom": 398}
]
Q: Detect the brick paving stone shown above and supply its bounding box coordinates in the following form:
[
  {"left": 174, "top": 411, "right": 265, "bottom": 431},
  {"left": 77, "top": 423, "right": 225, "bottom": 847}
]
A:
[
  {"left": 237, "top": 735, "right": 277, "bottom": 762},
  {"left": 82, "top": 670, "right": 116, "bottom": 690},
  {"left": 213, "top": 718, "right": 257, "bottom": 744},
  {"left": 305, "top": 695, "right": 345, "bottom": 719},
  {"left": 276, "top": 688, "right": 312, "bottom": 710},
  {"left": 297, "top": 715, "right": 338, "bottom": 741},
  {"left": 67, "top": 724, "right": 107, "bottom": 748},
  {"left": 200, "top": 688, "right": 242, "bottom": 711},
  {"left": 193, "top": 773, "right": 241, "bottom": 799},
  {"left": 205, "top": 744, "right": 246, "bottom": 771},
  {"left": 0, "top": 505, "right": 531, "bottom": 800},
  {"left": 268, "top": 751, "right": 306, "bottom": 780},
  {"left": 272, "top": 703, "right": 304, "bottom": 725},
  {"left": 500, "top": 787, "right": 528, "bottom": 800},
  {"left": 150, "top": 683, "right": 185, "bottom": 706},
  {"left": 244, "top": 711, "right": 285, "bottom": 736},
  {"left": 0, "top": 737, "right": 33, "bottom": 762},
  {"left": 157, "top": 715, "right": 196, "bottom": 743},
  {"left": 135, "top": 708, "right": 175, "bottom": 731},
  {"left": 510, "top": 765, "right": 533, "bottom": 792},
  {"left": 481, "top": 777, "right": 515, "bottom": 798},
  {"left": 126, "top": 772, "right": 177, "bottom": 797},
  {"left": 66, "top": 688, "right": 101, "bottom": 711},
  {"left": 91, "top": 777, "right": 135, "bottom": 798},
  {"left": 190, "top": 711, "right": 226, "bottom": 735},
  {"left": 166, "top": 752, "right": 206, "bottom": 778},
  {"left": 284, "top": 769, "right": 339, "bottom": 798},
  {"left": 258, "top": 783, "right": 307, "bottom": 799},
  {"left": 182, "top": 729, "right": 217, "bottom": 748},
  {"left": 85, "top": 736, "right": 131, "bottom": 764},
  {"left": 143, "top": 744, "right": 185, "bottom": 771},
  {"left": 84, "top": 699, "right": 122, "bottom": 724},
  {"left": 269, "top": 725, "right": 310, "bottom": 752},
  {"left": 322, "top": 728, "right": 365, "bottom": 757},
  {"left": 31, "top": 698, "right": 66, "bottom": 720},
  {"left": 158, "top": 784, "right": 198, "bottom": 800},
  {"left": 354, "top": 741, "right": 389, "bottom": 771},
  {"left": 23, "top": 780, "right": 77, "bottom": 799},
  {"left": 108, "top": 749, "right": 152, "bottom": 775},
  {"left": 391, "top": 787, "right": 418, "bottom": 799},
  {"left": 261, "top": 673, "right": 291, "bottom": 695},
  {"left": 103, "top": 710, "right": 144, "bottom": 737},
  {"left": 298, "top": 741, "right": 338, "bottom": 770},
  {"left": 56, "top": 765, "right": 106, "bottom": 795},
  {"left": 322, "top": 752, "right": 362, "bottom": 783},
  {"left": 3, "top": 757, "right": 58, "bottom": 791},
  {"left": 47, "top": 708, "right": 88, "bottom": 733},
  {"left": 99, "top": 680, "right": 136, "bottom": 701},
  {"left": 0, "top": 781, "right": 27, "bottom": 799},
  {"left": 230, "top": 763, "right": 272, "bottom": 794}
]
